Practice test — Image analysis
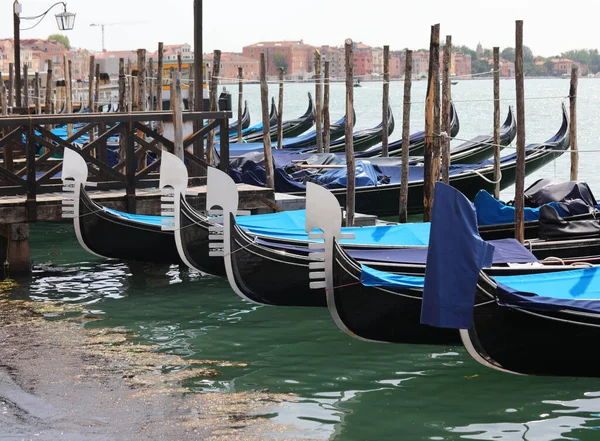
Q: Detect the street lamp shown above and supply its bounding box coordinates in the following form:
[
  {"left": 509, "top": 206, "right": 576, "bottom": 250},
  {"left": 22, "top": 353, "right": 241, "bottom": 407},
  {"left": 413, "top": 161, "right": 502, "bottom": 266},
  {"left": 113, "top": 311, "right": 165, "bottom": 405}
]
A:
[{"left": 13, "top": 0, "right": 76, "bottom": 108}]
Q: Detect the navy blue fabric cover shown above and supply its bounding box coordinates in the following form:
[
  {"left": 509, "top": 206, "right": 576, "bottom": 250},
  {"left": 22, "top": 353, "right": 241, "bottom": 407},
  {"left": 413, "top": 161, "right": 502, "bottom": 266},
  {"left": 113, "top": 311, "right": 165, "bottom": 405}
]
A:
[
  {"left": 420, "top": 183, "right": 495, "bottom": 329},
  {"left": 350, "top": 238, "right": 536, "bottom": 265}
]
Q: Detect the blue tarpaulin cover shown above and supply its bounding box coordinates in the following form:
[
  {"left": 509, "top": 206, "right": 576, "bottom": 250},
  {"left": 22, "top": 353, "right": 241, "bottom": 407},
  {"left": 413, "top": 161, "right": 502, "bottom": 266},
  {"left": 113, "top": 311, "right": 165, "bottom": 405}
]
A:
[
  {"left": 360, "top": 265, "right": 425, "bottom": 289},
  {"left": 474, "top": 190, "right": 567, "bottom": 226},
  {"left": 493, "top": 268, "right": 600, "bottom": 314},
  {"left": 420, "top": 183, "right": 495, "bottom": 329},
  {"left": 103, "top": 206, "right": 431, "bottom": 246}
]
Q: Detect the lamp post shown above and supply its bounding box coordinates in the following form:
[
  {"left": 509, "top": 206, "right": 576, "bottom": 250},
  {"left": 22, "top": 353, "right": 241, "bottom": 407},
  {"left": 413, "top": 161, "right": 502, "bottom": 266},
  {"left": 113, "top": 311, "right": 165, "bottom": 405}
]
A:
[{"left": 13, "top": 0, "right": 76, "bottom": 109}]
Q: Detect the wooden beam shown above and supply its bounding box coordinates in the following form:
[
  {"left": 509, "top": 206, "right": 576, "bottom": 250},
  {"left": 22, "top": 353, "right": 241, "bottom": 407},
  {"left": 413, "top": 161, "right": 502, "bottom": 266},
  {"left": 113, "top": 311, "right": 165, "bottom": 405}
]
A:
[
  {"left": 324, "top": 60, "right": 331, "bottom": 153},
  {"left": 514, "top": 20, "right": 526, "bottom": 244},
  {"left": 277, "top": 67, "right": 284, "bottom": 149},
  {"left": 570, "top": 64, "right": 578, "bottom": 181},
  {"left": 206, "top": 50, "right": 221, "bottom": 166},
  {"left": 423, "top": 24, "right": 440, "bottom": 222},
  {"left": 493, "top": 47, "right": 501, "bottom": 198},
  {"left": 399, "top": 50, "right": 412, "bottom": 223},
  {"left": 34, "top": 72, "right": 40, "bottom": 115},
  {"left": 260, "top": 53, "right": 275, "bottom": 189},
  {"left": 381, "top": 45, "right": 390, "bottom": 157},
  {"left": 88, "top": 55, "right": 95, "bottom": 113},
  {"left": 344, "top": 38, "right": 355, "bottom": 227},
  {"left": 237, "top": 67, "right": 243, "bottom": 143},
  {"left": 314, "top": 49, "right": 323, "bottom": 153},
  {"left": 441, "top": 36, "right": 451, "bottom": 184}
]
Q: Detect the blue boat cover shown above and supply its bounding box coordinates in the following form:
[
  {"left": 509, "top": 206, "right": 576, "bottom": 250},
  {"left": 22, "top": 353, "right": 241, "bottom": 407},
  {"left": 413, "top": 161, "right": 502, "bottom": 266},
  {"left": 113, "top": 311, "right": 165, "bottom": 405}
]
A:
[
  {"left": 493, "top": 268, "right": 600, "bottom": 314},
  {"left": 360, "top": 265, "right": 425, "bottom": 289},
  {"left": 420, "top": 183, "right": 495, "bottom": 329},
  {"left": 103, "top": 206, "right": 431, "bottom": 246},
  {"left": 474, "top": 190, "right": 567, "bottom": 226},
  {"left": 352, "top": 238, "right": 536, "bottom": 265}
]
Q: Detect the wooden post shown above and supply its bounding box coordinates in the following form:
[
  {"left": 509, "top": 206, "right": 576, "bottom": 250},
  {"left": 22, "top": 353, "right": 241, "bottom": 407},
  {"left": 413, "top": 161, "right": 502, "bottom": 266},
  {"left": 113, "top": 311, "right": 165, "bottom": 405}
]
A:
[
  {"left": 423, "top": 24, "right": 440, "bottom": 222},
  {"left": 514, "top": 20, "right": 526, "bottom": 244},
  {"left": 118, "top": 58, "right": 126, "bottom": 112},
  {"left": 88, "top": 55, "right": 95, "bottom": 112},
  {"left": 8, "top": 63, "right": 14, "bottom": 108},
  {"left": 314, "top": 49, "right": 323, "bottom": 153},
  {"left": 324, "top": 60, "right": 331, "bottom": 153},
  {"left": 260, "top": 53, "right": 275, "bottom": 189},
  {"left": 177, "top": 54, "right": 183, "bottom": 73},
  {"left": 277, "top": 67, "right": 284, "bottom": 149},
  {"left": 206, "top": 50, "right": 221, "bottom": 166},
  {"left": 188, "top": 63, "right": 194, "bottom": 111},
  {"left": 148, "top": 58, "right": 155, "bottom": 111},
  {"left": 344, "top": 39, "right": 355, "bottom": 227},
  {"left": 441, "top": 36, "right": 452, "bottom": 184},
  {"left": 34, "top": 72, "right": 40, "bottom": 115},
  {"left": 399, "top": 50, "right": 413, "bottom": 223},
  {"left": 171, "top": 70, "right": 184, "bottom": 160},
  {"left": 382, "top": 45, "right": 390, "bottom": 157},
  {"left": 23, "top": 64, "right": 29, "bottom": 110},
  {"left": 136, "top": 49, "right": 147, "bottom": 111},
  {"left": 131, "top": 70, "right": 139, "bottom": 112},
  {"left": 126, "top": 59, "right": 132, "bottom": 111},
  {"left": 66, "top": 57, "right": 73, "bottom": 137},
  {"left": 1, "top": 82, "right": 7, "bottom": 116},
  {"left": 237, "top": 67, "right": 243, "bottom": 143},
  {"left": 157, "top": 42, "right": 164, "bottom": 112},
  {"left": 94, "top": 64, "right": 100, "bottom": 112},
  {"left": 493, "top": 47, "right": 501, "bottom": 198},
  {"left": 570, "top": 64, "right": 578, "bottom": 181},
  {"left": 45, "top": 60, "right": 53, "bottom": 114}
]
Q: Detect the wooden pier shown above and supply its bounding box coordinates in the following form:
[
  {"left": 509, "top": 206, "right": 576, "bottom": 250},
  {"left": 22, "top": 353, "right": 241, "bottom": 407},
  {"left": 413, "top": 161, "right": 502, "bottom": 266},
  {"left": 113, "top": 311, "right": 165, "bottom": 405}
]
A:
[{"left": 0, "top": 109, "right": 274, "bottom": 276}]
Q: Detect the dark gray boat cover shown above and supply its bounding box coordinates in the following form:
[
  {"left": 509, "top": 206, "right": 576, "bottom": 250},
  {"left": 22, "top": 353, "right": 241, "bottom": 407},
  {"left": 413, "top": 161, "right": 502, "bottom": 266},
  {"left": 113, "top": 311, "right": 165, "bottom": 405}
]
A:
[
  {"left": 523, "top": 178, "right": 597, "bottom": 208},
  {"left": 539, "top": 205, "right": 600, "bottom": 240}
]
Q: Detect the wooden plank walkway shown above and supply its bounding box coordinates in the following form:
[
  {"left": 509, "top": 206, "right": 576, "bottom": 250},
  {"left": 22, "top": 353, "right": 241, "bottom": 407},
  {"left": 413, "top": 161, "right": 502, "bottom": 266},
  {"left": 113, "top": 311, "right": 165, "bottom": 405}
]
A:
[{"left": 0, "top": 184, "right": 275, "bottom": 224}]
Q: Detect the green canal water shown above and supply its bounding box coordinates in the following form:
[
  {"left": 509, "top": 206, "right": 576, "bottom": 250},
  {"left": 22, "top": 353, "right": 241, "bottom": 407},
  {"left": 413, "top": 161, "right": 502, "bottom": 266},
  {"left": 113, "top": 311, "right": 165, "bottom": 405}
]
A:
[
  {"left": 9, "top": 222, "right": 600, "bottom": 440},
  {"left": 9, "top": 78, "right": 600, "bottom": 439}
]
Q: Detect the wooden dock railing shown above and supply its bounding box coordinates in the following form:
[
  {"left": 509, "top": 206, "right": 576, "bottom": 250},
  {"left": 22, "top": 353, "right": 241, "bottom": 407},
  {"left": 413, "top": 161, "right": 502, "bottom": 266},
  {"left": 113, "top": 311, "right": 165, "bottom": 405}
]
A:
[{"left": 0, "top": 110, "right": 231, "bottom": 220}]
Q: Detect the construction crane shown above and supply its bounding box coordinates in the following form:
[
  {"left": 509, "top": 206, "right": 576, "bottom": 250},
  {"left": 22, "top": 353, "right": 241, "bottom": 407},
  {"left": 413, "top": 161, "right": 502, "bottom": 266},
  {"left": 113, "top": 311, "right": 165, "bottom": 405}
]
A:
[{"left": 90, "top": 22, "right": 144, "bottom": 52}]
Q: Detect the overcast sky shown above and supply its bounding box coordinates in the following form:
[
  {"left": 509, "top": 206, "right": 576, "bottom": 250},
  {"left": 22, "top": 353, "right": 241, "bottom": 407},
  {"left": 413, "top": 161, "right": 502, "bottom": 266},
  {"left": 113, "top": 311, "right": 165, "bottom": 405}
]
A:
[{"left": 1, "top": 0, "right": 597, "bottom": 56}]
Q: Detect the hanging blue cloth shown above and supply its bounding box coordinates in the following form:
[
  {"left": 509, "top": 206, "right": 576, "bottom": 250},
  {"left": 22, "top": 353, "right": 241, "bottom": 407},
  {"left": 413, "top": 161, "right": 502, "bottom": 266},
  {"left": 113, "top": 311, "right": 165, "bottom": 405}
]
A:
[{"left": 420, "top": 183, "right": 495, "bottom": 329}]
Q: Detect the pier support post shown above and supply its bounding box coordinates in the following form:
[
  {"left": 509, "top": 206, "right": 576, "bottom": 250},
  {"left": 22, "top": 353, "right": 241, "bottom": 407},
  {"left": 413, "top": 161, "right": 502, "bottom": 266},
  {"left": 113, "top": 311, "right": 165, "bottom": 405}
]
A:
[{"left": 0, "top": 224, "right": 32, "bottom": 279}]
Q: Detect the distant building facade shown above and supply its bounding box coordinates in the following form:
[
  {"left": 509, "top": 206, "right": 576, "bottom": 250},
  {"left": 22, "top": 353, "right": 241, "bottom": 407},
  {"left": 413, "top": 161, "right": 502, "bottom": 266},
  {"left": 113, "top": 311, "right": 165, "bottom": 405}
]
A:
[{"left": 243, "top": 40, "right": 314, "bottom": 79}]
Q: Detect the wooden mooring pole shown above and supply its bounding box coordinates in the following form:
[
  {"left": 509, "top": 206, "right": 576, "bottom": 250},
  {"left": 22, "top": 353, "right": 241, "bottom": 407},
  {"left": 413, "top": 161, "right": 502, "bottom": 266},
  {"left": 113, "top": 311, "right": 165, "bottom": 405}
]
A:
[
  {"left": 382, "top": 45, "right": 390, "bottom": 157},
  {"left": 441, "top": 36, "right": 452, "bottom": 184},
  {"left": 399, "top": 50, "right": 412, "bottom": 223},
  {"left": 315, "top": 49, "right": 323, "bottom": 153},
  {"left": 324, "top": 60, "right": 331, "bottom": 153},
  {"left": 34, "top": 72, "right": 40, "bottom": 115},
  {"left": 157, "top": 42, "right": 164, "bottom": 112},
  {"left": 188, "top": 63, "right": 194, "bottom": 111},
  {"left": 493, "top": 47, "right": 501, "bottom": 198},
  {"left": 94, "top": 64, "right": 100, "bottom": 112},
  {"left": 237, "top": 67, "right": 243, "bottom": 143},
  {"left": 344, "top": 38, "right": 355, "bottom": 227},
  {"left": 171, "top": 70, "right": 184, "bottom": 160},
  {"left": 570, "top": 64, "right": 578, "bottom": 181},
  {"left": 423, "top": 24, "right": 440, "bottom": 222},
  {"left": 1, "top": 81, "right": 7, "bottom": 116},
  {"left": 277, "top": 67, "right": 284, "bottom": 149},
  {"left": 137, "top": 49, "right": 147, "bottom": 111},
  {"left": 45, "top": 60, "right": 53, "bottom": 115},
  {"left": 259, "top": 53, "right": 275, "bottom": 189},
  {"left": 8, "top": 63, "right": 14, "bottom": 109},
  {"left": 23, "top": 64, "right": 29, "bottom": 111},
  {"left": 148, "top": 58, "right": 155, "bottom": 111},
  {"left": 206, "top": 49, "right": 221, "bottom": 166},
  {"left": 118, "top": 58, "right": 126, "bottom": 112},
  {"left": 514, "top": 20, "right": 526, "bottom": 243},
  {"left": 88, "top": 55, "right": 95, "bottom": 112}
]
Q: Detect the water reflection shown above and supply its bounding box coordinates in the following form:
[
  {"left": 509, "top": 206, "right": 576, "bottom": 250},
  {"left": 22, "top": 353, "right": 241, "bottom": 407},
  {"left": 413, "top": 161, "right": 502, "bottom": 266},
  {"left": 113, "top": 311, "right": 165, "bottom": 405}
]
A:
[{"left": 448, "top": 393, "right": 600, "bottom": 440}]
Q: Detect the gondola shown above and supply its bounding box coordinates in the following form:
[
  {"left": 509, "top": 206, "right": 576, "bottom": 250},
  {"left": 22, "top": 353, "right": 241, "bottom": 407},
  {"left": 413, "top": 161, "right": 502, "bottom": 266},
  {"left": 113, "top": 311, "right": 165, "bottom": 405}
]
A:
[
  {"left": 242, "top": 93, "right": 315, "bottom": 143},
  {"left": 234, "top": 97, "right": 278, "bottom": 139},
  {"left": 322, "top": 103, "right": 569, "bottom": 216},
  {"left": 61, "top": 149, "right": 182, "bottom": 264},
  {"left": 324, "top": 105, "right": 394, "bottom": 153},
  {"left": 421, "top": 183, "right": 600, "bottom": 377},
  {"left": 278, "top": 112, "right": 352, "bottom": 149},
  {"left": 228, "top": 100, "right": 251, "bottom": 133},
  {"left": 361, "top": 103, "right": 459, "bottom": 158}
]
